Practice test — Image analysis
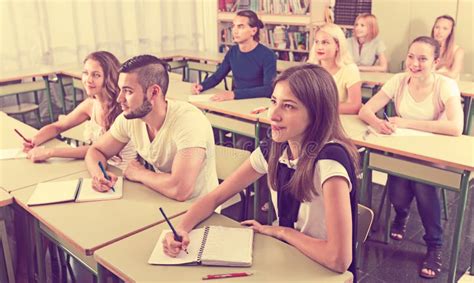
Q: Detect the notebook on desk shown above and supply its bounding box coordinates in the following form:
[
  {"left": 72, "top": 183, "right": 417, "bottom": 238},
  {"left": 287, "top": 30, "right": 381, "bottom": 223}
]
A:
[
  {"left": 367, "top": 126, "right": 434, "bottom": 137},
  {"left": 0, "top": 148, "right": 27, "bottom": 160},
  {"left": 27, "top": 177, "right": 123, "bottom": 206},
  {"left": 149, "top": 226, "right": 254, "bottom": 267},
  {"left": 188, "top": 94, "right": 214, "bottom": 103}
]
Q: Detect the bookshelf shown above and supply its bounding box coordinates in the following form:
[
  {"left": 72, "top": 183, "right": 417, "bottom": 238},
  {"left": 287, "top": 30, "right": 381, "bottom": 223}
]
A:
[{"left": 217, "top": 0, "right": 329, "bottom": 62}]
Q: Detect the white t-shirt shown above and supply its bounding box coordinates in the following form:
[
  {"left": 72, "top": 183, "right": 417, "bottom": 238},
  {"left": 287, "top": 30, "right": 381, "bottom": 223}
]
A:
[
  {"left": 333, "top": 63, "right": 361, "bottom": 103},
  {"left": 110, "top": 100, "right": 218, "bottom": 199},
  {"left": 381, "top": 73, "right": 460, "bottom": 120},
  {"left": 249, "top": 146, "right": 352, "bottom": 240}
]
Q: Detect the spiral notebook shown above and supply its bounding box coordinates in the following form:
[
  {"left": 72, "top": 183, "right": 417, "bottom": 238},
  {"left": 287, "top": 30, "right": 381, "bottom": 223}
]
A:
[
  {"left": 27, "top": 177, "right": 123, "bottom": 206},
  {"left": 148, "top": 226, "right": 254, "bottom": 267}
]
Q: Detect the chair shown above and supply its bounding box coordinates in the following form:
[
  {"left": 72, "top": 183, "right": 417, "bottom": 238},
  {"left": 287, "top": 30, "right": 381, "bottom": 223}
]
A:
[
  {"left": 356, "top": 204, "right": 374, "bottom": 269},
  {"left": 0, "top": 77, "right": 52, "bottom": 125},
  {"left": 215, "top": 145, "right": 251, "bottom": 220},
  {"left": 166, "top": 60, "right": 187, "bottom": 81}
]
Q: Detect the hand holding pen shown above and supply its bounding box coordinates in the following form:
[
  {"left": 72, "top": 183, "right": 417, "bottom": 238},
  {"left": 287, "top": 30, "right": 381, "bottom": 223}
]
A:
[
  {"left": 378, "top": 112, "right": 397, "bottom": 134},
  {"left": 15, "top": 129, "right": 34, "bottom": 152},
  {"left": 92, "top": 161, "right": 117, "bottom": 192},
  {"left": 160, "top": 207, "right": 189, "bottom": 256}
]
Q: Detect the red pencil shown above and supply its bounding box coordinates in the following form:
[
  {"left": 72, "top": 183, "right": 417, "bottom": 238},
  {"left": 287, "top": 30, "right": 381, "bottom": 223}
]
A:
[
  {"left": 202, "top": 272, "right": 253, "bottom": 280},
  {"left": 14, "top": 129, "right": 31, "bottom": 143}
]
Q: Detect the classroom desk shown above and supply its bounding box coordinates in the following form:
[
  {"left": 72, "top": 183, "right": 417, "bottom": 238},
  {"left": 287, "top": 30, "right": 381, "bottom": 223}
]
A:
[
  {"left": 11, "top": 167, "right": 192, "bottom": 282},
  {"left": 0, "top": 189, "right": 13, "bottom": 207},
  {"left": 94, "top": 213, "right": 353, "bottom": 283},
  {"left": 0, "top": 113, "right": 87, "bottom": 192},
  {"left": 351, "top": 131, "right": 473, "bottom": 283}
]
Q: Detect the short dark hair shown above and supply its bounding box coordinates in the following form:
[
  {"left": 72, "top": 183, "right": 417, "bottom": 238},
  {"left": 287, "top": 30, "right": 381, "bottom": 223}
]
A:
[
  {"left": 236, "top": 10, "right": 264, "bottom": 41},
  {"left": 119, "top": 55, "right": 170, "bottom": 96},
  {"left": 410, "top": 36, "right": 441, "bottom": 60}
]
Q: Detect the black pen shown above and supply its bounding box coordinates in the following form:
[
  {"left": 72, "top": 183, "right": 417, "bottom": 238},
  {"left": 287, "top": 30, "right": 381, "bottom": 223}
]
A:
[{"left": 159, "top": 207, "right": 188, "bottom": 254}]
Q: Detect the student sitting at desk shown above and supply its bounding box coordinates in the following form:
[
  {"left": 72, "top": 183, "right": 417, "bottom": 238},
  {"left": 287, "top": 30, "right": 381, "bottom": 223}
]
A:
[
  {"left": 192, "top": 10, "right": 277, "bottom": 101},
  {"left": 85, "top": 55, "right": 218, "bottom": 201},
  {"left": 358, "top": 36, "right": 463, "bottom": 279},
  {"left": 308, "top": 24, "right": 362, "bottom": 114},
  {"left": 347, "top": 13, "right": 388, "bottom": 72},
  {"left": 23, "top": 51, "right": 136, "bottom": 170},
  {"left": 163, "top": 64, "right": 359, "bottom": 278},
  {"left": 431, "top": 15, "right": 464, "bottom": 80}
]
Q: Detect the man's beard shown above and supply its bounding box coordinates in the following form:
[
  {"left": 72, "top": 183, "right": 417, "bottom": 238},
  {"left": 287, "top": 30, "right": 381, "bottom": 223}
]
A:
[{"left": 124, "top": 98, "right": 153, "bottom": 119}]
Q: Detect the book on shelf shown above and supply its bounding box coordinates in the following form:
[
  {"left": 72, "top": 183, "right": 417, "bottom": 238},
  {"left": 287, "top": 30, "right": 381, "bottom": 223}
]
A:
[
  {"left": 27, "top": 177, "right": 124, "bottom": 206},
  {"left": 220, "top": 0, "right": 310, "bottom": 15},
  {"left": 149, "top": 226, "right": 254, "bottom": 267}
]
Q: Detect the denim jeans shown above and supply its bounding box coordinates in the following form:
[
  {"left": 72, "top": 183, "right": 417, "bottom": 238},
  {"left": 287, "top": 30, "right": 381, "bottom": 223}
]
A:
[{"left": 388, "top": 175, "right": 443, "bottom": 248}]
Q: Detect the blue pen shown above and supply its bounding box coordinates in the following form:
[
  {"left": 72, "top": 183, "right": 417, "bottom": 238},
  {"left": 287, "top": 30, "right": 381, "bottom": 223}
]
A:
[
  {"left": 98, "top": 161, "right": 115, "bottom": 192},
  {"left": 383, "top": 112, "right": 390, "bottom": 122}
]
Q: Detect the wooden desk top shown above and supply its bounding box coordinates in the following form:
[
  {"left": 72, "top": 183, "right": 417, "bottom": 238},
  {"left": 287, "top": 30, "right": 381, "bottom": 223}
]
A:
[
  {"left": 0, "top": 65, "right": 59, "bottom": 83},
  {"left": 352, "top": 132, "right": 474, "bottom": 172},
  {"left": 0, "top": 114, "right": 87, "bottom": 192},
  {"left": 0, "top": 188, "right": 13, "bottom": 207},
  {"left": 11, "top": 168, "right": 191, "bottom": 256},
  {"left": 192, "top": 98, "right": 269, "bottom": 123},
  {"left": 94, "top": 213, "right": 352, "bottom": 283}
]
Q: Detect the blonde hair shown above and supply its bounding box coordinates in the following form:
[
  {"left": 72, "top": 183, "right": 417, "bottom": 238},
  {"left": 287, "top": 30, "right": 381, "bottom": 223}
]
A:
[
  {"left": 431, "top": 15, "right": 456, "bottom": 69},
  {"left": 307, "top": 23, "right": 353, "bottom": 67},
  {"left": 354, "top": 13, "right": 379, "bottom": 41}
]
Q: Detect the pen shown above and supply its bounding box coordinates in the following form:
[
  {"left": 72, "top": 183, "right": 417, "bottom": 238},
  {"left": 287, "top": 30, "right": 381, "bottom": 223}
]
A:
[
  {"left": 250, "top": 106, "right": 268, "bottom": 114},
  {"left": 159, "top": 207, "right": 188, "bottom": 254},
  {"left": 98, "top": 161, "right": 115, "bottom": 192},
  {"left": 383, "top": 112, "right": 390, "bottom": 122},
  {"left": 14, "top": 129, "right": 31, "bottom": 143},
  {"left": 202, "top": 272, "right": 253, "bottom": 280}
]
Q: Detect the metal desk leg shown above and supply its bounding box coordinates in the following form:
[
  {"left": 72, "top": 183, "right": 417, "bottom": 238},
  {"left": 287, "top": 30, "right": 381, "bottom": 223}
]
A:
[
  {"left": 360, "top": 149, "right": 371, "bottom": 206},
  {"left": 448, "top": 171, "right": 471, "bottom": 283},
  {"left": 463, "top": 96, "right": 473, "bottom": 135},
  {"left": 57, "top": 75, "right": 67, "bottom": 114},
  {"left": 42, "top": 75, "right": 54, "bottom": 123},
  {"left": 32, "top": 218, "right": 46, "bottom": 283}
]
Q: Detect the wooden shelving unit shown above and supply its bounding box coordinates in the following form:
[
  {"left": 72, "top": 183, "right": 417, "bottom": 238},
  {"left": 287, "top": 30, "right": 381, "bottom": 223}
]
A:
[{"left": 217, "top": 0, "right": 329, "bottom": 62}]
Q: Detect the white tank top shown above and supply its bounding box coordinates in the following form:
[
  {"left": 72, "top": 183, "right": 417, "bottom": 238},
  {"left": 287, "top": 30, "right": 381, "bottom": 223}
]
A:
[{"left": 84, "top": 101, "right": 136, "bottom": 171}]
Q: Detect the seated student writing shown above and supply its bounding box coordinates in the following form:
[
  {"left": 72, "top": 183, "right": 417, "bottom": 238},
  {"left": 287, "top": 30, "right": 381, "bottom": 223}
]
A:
[
  {"left": 307, "top": 24, "right": 362, "bottom": 114},
  {"left": 85, "top": 55, "right": 218, "bottom": 201},
  {"left": 23, "top": 51, "right": 135, "bottom": 170},
  {"left": 359, "top": 36, "right": 463, "bottom": 279},
  {"left": 347, "top": 13, "right": 388, "bottom": 72},
  {"left": 431, "top": 15, "right": 464, "bottom": 80},
  {"left": 192, "top": 10, "right": 277, "bottom": 101},
  {"left": 163, "top": 64, "right": 359, "bottom": 278}
]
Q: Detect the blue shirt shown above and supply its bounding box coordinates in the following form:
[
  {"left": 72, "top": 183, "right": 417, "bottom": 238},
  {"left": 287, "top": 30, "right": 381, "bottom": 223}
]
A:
[{"left": 201, "top": 44, "right": 277, "bottom": 99}]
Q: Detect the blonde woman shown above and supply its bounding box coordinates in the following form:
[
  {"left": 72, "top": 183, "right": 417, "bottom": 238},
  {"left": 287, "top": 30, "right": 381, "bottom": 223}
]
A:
[
  {"left": 308, "top": 24, "right": 362, "bottom": 114},
  {"left": 347, "top": 13, "right": 388, "bottom": 72},
  {"left": 431, "top": 15, "right": 464, "bottom": 80}
]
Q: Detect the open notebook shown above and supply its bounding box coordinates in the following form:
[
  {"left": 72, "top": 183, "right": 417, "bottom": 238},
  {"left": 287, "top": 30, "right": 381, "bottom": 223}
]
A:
[
  {"left": 0, "top": 148, "right": 27, "bottom": 160},
  {"left": 367, "top": 126, "right": 434, "bottom": 137},
  {"left": 27, "top": 177, "right": 123, "bottom": 206},
  {"left": 149, "top": 226, "right": 254, "bottom": 267}
]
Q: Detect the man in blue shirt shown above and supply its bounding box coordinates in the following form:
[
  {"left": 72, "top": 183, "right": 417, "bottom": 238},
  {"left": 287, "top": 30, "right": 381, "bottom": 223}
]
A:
[{"left": 192, "top": 10, "right": 277, "bottom": 101}]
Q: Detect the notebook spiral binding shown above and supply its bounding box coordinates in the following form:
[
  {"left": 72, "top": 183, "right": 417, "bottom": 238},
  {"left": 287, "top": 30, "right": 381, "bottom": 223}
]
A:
[{"left": 197, "top": 226, "right": 210, "bottom": 264}]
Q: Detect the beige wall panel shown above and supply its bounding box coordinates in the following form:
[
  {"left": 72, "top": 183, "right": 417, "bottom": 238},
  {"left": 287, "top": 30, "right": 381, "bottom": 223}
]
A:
[{"left": 456, "top": 0, "right": 473, "bottom": 78}]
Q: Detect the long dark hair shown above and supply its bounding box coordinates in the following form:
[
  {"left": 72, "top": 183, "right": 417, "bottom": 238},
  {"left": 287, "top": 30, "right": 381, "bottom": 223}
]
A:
[
  {"left": 83, "top": 51, "right": 121, "bottom": 130},
  {"left": 236, "top": 10, "right": 264, "bottom": 41},
  {"left": 267, "top": 64, "right": 359, "bottom": 202}
]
